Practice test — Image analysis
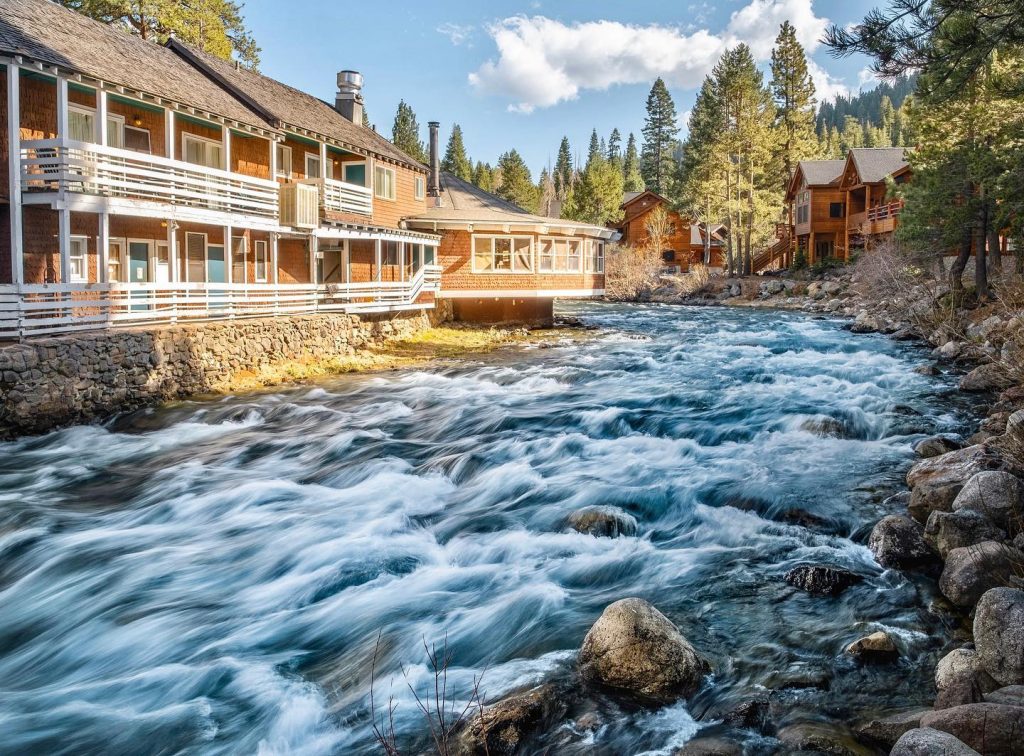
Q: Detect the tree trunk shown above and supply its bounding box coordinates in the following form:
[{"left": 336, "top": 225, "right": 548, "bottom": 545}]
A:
[
  {"left": 975, "top": 198, "right": 989, "bottom": 300},
  {"left": 988, "top": 224, "right": 1001, "bottom": 280},
  {"left": 949, "top": 224, "right": 973, "bottom": 300}
]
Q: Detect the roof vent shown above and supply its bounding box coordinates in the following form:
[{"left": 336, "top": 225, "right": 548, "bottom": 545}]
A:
[{"left": 335, "top": 70, "right": 364, "bottom": 124}]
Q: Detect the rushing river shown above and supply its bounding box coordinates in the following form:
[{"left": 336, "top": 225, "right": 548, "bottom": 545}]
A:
[{"left": 0, "top": 302, "right": 982, "bottom": 755}]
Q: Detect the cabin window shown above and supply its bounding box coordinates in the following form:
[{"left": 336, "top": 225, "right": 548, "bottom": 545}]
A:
[
  {"left": 472, "top": 235, "right": 532, "bottom": 273},
  {"left": 829, "top": 202, "right": 845, "bottom": 219},
  {"left": 254, "top": 240, "right": 268, "bottom": 282},
  {"left": 305, "top": 153, "right": 321, "bottom": 179},
  {"left": 108, "top": 238, "right": 125, "bottom": 282},
  {"left": 182, "top": 133, "right": 223, "bottom": 170},
  {"left": 124, "top": 125, "right": 151, "bottom": 153},
  {"left": 415, "top": 176, "right": 425, "bottom": 200},
  {"left": 68, "top": 106, "right": 95, "bottom": 143},
  {"left": 815, "top": 240, "right": 834, "bottom": 260},
  {"left": 587, "top": 241, "right": 605, "bottom": 273},
  {"left": 343, "top": 162, "right": 366, "bottom": 186},
  {"left": 186, "top": 232, "right": 207, "bottom": 282},
  {"left": 797, "top": 205, "right": 809, "bottom": 224},
  {"left": 69, "top": 236, "right": 88, "bottom": 282},
  {"left": 662, "top": 250, "right": 675, "bottom": 262},
  {"left": 276, "top": 144, "right": 292, "bottom": 178},
  {"left": 539, "top": 237, "right": 582, "bottom": 273},
  {"left": 374, "top": 165, "right": 397, "bottom": 200}
]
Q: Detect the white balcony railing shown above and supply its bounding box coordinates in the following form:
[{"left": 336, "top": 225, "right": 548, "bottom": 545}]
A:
[
  {"left": 21, "top": 138, "right": 281, "bottom": 221},
  {"left": 297, "top": 177, "right": 374, "bottom": 217},
  {"left": 0, "top": 265, "right": 442, "bottom": 340}
]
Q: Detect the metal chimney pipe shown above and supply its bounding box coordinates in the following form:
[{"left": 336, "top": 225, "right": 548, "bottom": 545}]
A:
[
  {"left": 335, "top": 70, "right": 364, "bottom": 124},
  {"left": 427, "top": 121, "right": 441, "bottom": 198}
]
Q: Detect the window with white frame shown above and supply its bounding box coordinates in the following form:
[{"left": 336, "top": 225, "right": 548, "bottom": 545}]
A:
[
  {"left": 69, "top": 236, "right": 88, "bottom": 282},
  {"left": 254, "top": 240, "right": 268, "bottom": 282},
  {"left": 305, "top": 153, "right": 321, "bottom": 179},
  {"left": 414, "top": 175, "right": 425, "bottom": 200},
  {"left": 538, "top": 237, "right": 583, "bottom": 273},
  {"left": 108, "top": 238, "right": 125, "bottom": 282},
  {"left": 276, "top": 143, "right": 292, "bottom": 178},
  {"left": 374, "top": 165, "right": 396, "bottom": 200},
  {"left": 182, "top": 133, "right": 223, "bottom": 170},
  {"left": 68, "top": 105, "right": 95, "bottom": 143},
  {"left": 472, "top": 235, "right": 532, "bottom": 273},
  {"left": 587, "top": 240, "right": 606, "bottom": 273},
  {"left": 106, "top": 114, "right": 125, "bottom": 149}
]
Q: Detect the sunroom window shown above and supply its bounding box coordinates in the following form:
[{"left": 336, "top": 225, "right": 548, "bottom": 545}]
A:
[
  {"left": 472, "top": 236, "right": 532, "bottom": 273},
  {"left": 374, "top": 165, "right": 396, "bottom": 200},
  {"left": 539, "top": 238, "right": 582, "bottom": 273}
]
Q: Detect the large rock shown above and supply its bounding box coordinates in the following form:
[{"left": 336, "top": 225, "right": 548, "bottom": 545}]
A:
[
  {"left": 909, "top": 479, "right": 967, "bottom": 523},
  {"left": 951, "top": 471, "right": 1024, "bottom": 534},
  {"left": 845, "top": 631, "right": 899, "bottom": 663},
  {"left": 455, "top": 684, "right": 567, "bottom": 756},
  {"left": 566, "top": 506, "right": 638, "bottom": 538},
  {"left": 914, "top": 435, "right": 964, "bottom": 458},
  {"left": 906, "top": 444, "right": 1003, "bottom": 490},
  {"left": 960, "top": 363, "right": 1013, "bottom": 392},
  {"left": 578, "top": 598, "right": 710, "bottom": 701},
  {"left": 920, "top": 703, "right": 1024, "bottom": 755},
  {"left": 934, "top": 648, "right": 997, "bottom": 708},
  {"left": 785, "top": 564, "right": 863, "bottom": 596},
  {"left": 993, "top": 408, "right": 1024, "bottom": 465},
  {"left": 673, "top": 737, "right": 743, "bottom": 756},
  {"left": 985, "top": 685, "right": 1024, "bottom": 706},
  {"left": 890, "top": 728, "right": 981, "bottom": 755},
  {"left": 925, "top": 509, "right": 1007, "bottom": 559},
  {"left": 974, "top": 588, "right": 1024, "bottom": 687},
  {"left": 869, "top": 515, "right": 936, "bottom": 569},
  {"left": 855, "top": 709, "right": 930, "bottom": 749},
  {"left": 776, "top": 722, "right": 873, "bottom": 755},
  {"left": 940, "top": 542, "right": 1024, "bottom": 607}
]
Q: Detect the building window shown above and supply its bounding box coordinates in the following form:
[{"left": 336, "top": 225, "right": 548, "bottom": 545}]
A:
[
  {"left": 374, "top": 165, "right": 397, "bottom": 200},
  {"left": 538, "top": 237, "right": 582, "bottom": 273},
  {"left": 383, "top": 241, "right": 401, "bottom": 266},
  {"left": 182, "top": 133, "right": 223, "bottom": 170},
  {"left": 186, "top": 232, "right": 207, "bottom": 282},
  {"left": 254, "top": 240, "right": 268, "bottom": 282},
  {"left": 587, "top": 241, "right": 605, "bottom": 273},
  {"left": 276, "top": 143, "right": 292, "bottom": 178},
  {"left": 68, "top": 106, "right": 95, "bottom": 143},
  {"left": 829, "top": 202, "right": 845, "bottom": 218},
  {"left": 106, "top": 114, "right": 125, "bottom": 149},
  {"left": 69, "top": 236, "right": 88, "bottom": 282},
  {"left": 124, "top": 125, "right": 151, "bottom": 153},
  {"left": 343, "top": 162, "right": 366, "bottom": 186},
  {"left": 415, "top": 176, "right": 425, "bottom": 200},
  {"left": 305, "top": 153, "right": 321, "bottom": 179},
  {"left": 797, "top": 204, "right": 809, "bottom": 224},
  {"left": 472, "top": 235, "right": 532, "bottom": 273}
]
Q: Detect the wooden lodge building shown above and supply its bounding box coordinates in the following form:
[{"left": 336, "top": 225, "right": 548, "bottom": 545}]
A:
[
  {"left": 611, "top": 191, "right": 725, "bottom": 272},
  {"left": 0, "top": 0, "right": 613, "bottom": 339},
  {"left": 783, "top": 148, "right": 910, "bottom": 266}
]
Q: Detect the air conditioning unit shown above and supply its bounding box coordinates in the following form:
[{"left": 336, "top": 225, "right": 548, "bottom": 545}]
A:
[{"left": 279, "top": 183, "right": 319, "bottom": 229}]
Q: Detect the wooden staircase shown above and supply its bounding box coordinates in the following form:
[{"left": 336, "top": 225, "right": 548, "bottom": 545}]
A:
[{"left": 752, "top": 229, "right": 793, "bottom": 273}]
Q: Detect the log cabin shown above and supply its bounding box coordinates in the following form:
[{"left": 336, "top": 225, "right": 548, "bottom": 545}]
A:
[
  {"left": 785, "top": 159, "right": 846, "bottom": 265},
  {"left": 840, "top": 147, "right": 910, "bottom": 256},
  {"left": 610, "top": 191, "right": 725, "bottom": 272}
]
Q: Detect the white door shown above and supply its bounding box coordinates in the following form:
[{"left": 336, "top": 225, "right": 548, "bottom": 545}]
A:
[{"left": 155, "top": 242, "right": 170, "bottom": 283}]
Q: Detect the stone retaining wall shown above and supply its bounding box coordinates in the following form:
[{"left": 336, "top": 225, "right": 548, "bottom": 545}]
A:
[{"left": 0, "top": 303, "right": 451, "bottom": 437}]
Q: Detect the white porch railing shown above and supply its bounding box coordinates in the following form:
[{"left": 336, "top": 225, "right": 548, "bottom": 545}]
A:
[
  {"left": 0, "top": 265, "right": 442, "bottom": 340},
  {"left": 298, "top": 177, "right": 374, "bottom": 217},
  {"left": 21, "top": 138, "right": 281, "bottom": 221}
]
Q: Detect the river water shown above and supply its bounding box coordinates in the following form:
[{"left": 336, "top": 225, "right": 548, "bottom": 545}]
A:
[{"left": 0, "top": 302, "right": 980, "bottom": 755}]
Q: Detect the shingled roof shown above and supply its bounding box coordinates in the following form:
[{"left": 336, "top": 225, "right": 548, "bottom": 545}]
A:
[
  {"left": 799, "top": 159, "right": 846, "bottom": 186},
  {"left": 0, "top": 0, "right": 274, "bottom": 131},
  {"left": 406, "top": 172, "right": 614, "bottom": 237},
  {"left": 848, "top": 147, "right": 909, "bottom": 183},
  {"left": 168, "top": 40, "right": 426, "bottom": 171}
]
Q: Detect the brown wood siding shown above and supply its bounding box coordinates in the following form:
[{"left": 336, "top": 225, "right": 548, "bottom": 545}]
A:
[
  {"left": 277, "top": 238, "right": 309, "bottom": 283},
  {"left": 231, "top": 132, "right": 271, "bottom": 179},
  {"left": 174, "top": 118, "right": 221, "bottom": 162},
  {"left": 370, "top": 163, "right": 427, "bottom": 229},
  {"left": 109, "top": 99, "right": 166, "bottom": 158},
  {"left": 19, "top": 75, "right": 57, "bottom": 142}
]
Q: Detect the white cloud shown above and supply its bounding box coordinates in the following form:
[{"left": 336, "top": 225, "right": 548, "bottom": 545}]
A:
[
  {"left": 857, "top": 66, "right": 881, "bottom": 89},
  {"left": 808, "top": 58, "right": 850, "bottom": 103},
  {"left": 437, "top": 22, "right": 474, "bottom": 47},
  {"left": 469, "top": 0, "right": 843, "bottom": 113}
]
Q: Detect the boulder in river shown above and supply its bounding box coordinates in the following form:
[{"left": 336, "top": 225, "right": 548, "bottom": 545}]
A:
[
  {"left": 566, "top": 506, "right": 638, "bottom": 538},
  {"left": 845, "top": 631, "right": 898, "bottom": 663},
  {"left": 959, "top": 363, "right": 1013, "bottom": 392},
  {"left": 906, "top": 444, "right": 1003, "bottom": 490},
  {"left": 455, "top": 683, "right": 568, "bottom": 756},
  {"left": 869, "top": 515, "right": 936, "bottom": 569},
  {"left": 890, "top": 727, "right": 981, "bottom": 755},
  {"left": 951, "top": 471, "right": 1024, "bottom": 534},
  {"left": 920, "top": 703, "right": 1024, "bottom": 755},
  {"left": 854, "top": 709, "right": 930, "bottom": 750},
  {"left": 939, "top": 542, "right": 1024, "bottom": 607},
  {"left": 673, "top": 736, "right": 743, "bottom": 756},
  {"left": 974, "top": 588, "right": 1024, "bottom": 687},
  {"left": 934, "top": 647, "right": 998, "bottom": 709},
  {"left": 925, "top": 509, "right": 1007, "bottom": 559},
  {"left": 985, "top": 685, "right": 1024, "bottom": 706},
  {"left": 785, "top": 564, "right": 863, "bottom": 596},
  {"left": 578, "top": 598, "right": 710, "bottom": 701},
  {"left": 913, "top": 435, "right": 963, "bottom": 458},
  {"left": 776, "top": 721, "right": 873, "bottom": 755}
]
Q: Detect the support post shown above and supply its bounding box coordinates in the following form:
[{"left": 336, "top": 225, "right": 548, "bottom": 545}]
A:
[
  {"left": 165, "top": 108, "right": 175, "bottom": 158},
  {"left": 7, "top": 62, "right": 24, "bottom": 285},
  {"left": 271, "top": 233, "right": 279, "bottom": 285},
  {"left": 319, "top": 141, "right": 328, "bottom": 179},
  {"left": 222, "top": 125, "right": 231, "bottom": 172},
  {"left": 58, "top": 208, "right": 71, "bottom": 284},
  {"left": 399, "top": 241, "right": 405, "bottom": 282},
  {"left": 168, "top": 221, "right": 178, "bottom": 283},
  {"left": 343, "top": 238, "right": 350, "bottom": 283},
  {"left": 309, "top": 234, "right": 318, "bottom": 284},
  {"left": 56, "top": 75, "right": 69, "bottom": 142},
  {"left": 97, "top": 88, "right": 108, "bottom": 145},
  {"left": 98, "top": 212, "right": 109, "bottom": 283},
  {"left": 374, "top": 238, "right": 382, "bottom": 281},
  {"left": 225, "top": 224, "right": 233, "bottom": 284},
  {"left": 269, "top": 139, "right": 277, "bottom": 180}
]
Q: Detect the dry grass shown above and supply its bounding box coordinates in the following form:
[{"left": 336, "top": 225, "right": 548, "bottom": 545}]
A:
[{"left": 605, "top": 243, "right": 661, "bottom": 301}]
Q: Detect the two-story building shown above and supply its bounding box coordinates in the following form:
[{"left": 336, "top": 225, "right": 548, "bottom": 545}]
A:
[
  {"left": 839, "top": 147, "right": 910, "bottom": 256},
  {"left": 785, "top": 159, "right": 847, "bottom": 265},
  {"left": 610, "top": 191, "right": 724, "bottom": 272}
]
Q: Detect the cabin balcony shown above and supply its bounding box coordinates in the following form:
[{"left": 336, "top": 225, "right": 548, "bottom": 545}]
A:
[
  {"left": 847, "top": 210, "right": 868, "bottom": 234},
  {"left": 20, "top": 138, "right": 281, "bottom": 230},
  {"left": 865, "top": 200, "right": 904, "bottom": 234},
  {"left": 277, "top": 177, "right": 374, "bottom": 231}
]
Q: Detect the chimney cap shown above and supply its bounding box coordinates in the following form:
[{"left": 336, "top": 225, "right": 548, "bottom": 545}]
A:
[
  {"left": 337, "top": 70, "right": 364, "bottom": 92},
  {"left": 428, "top": 121, "right": 440, "bottom": 127}
]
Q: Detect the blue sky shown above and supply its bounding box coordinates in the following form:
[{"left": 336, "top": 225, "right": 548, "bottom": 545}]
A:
[{"left": 243, "top": 0, "right": 880, "bottom": 175}]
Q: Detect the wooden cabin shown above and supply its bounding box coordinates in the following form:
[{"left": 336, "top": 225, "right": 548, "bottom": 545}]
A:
[
  {"left": 840, "top": 147, "right": 910, "bottom": 256},
  {"left": 785, "top": 159, "right": 847, "bottom": 265},
  {"left": 405, "top": 131, "right": 616, "bottom": 326},
  {"left": 610, "top": 191, "right": 724, "bottom": 272}
]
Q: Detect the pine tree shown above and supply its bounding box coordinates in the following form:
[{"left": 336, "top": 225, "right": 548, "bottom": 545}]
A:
[
  {"left": 770, "top": 21, "right": 820, "bottom": 190},
  {"left": 537, "top": 167, "right": 557, "bottom": 216},
  {"left": 390, "top": 100, "right": 426, "bottom": 163},
  {"left": 622, "top": 133, "right": 645, "bottom": 192},
  {"left": 607, "top": 128, "right": 622, "bottom": 160},
  {"left": 472, "top": 161, "right": 495, "bottom": 193},
  {"left": 495, "top": 149, "right": 540, "bottom": 213},
  {"left": 563, "top": 150, "right": 624, "bottom": 226},
  {"left": 588, "top": 130, "right": 601, "bottom": 165},
  {"left": 640, "top": 78, "right": 680, "bottom": 194},
  {"left": 554, "top": 137, "right": 574, "bottom": 201},
  {"left": 441, "top": 124, "right": 472, "bottom": 181},
  {"left": 679, "top": 76, "right": 728, "bottom": 266}
]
